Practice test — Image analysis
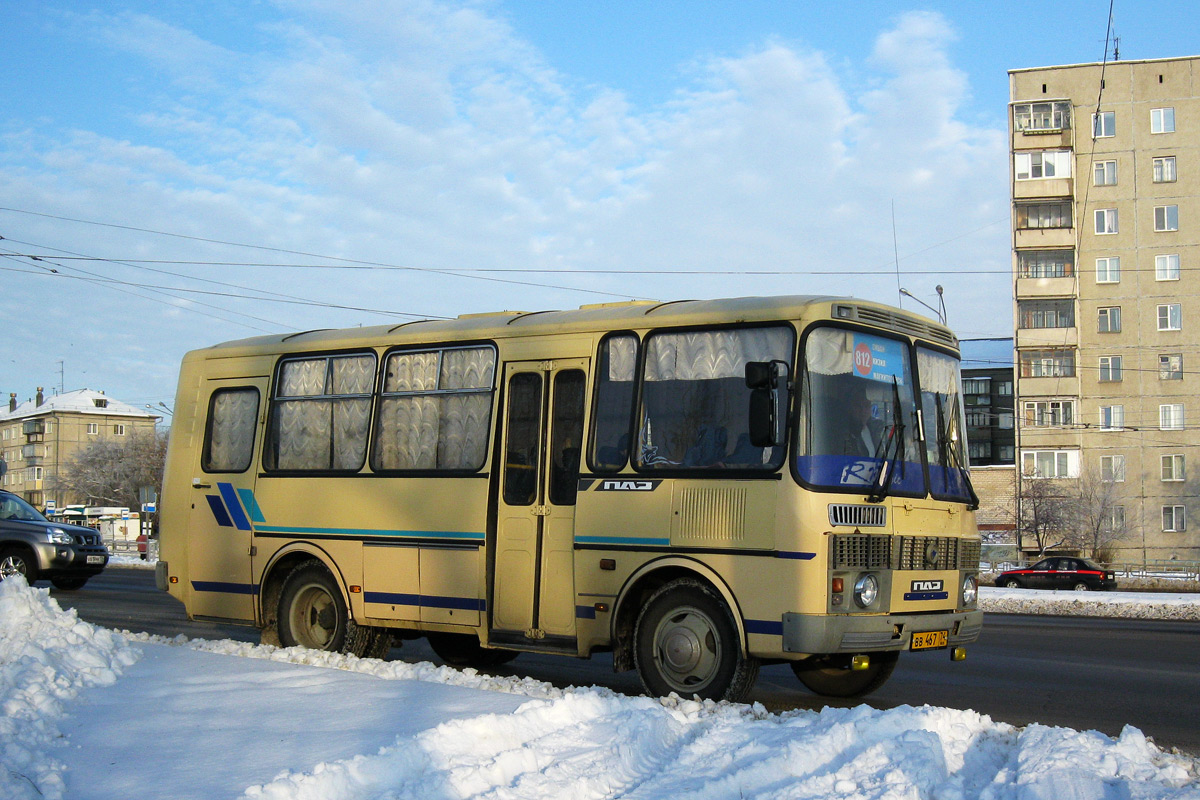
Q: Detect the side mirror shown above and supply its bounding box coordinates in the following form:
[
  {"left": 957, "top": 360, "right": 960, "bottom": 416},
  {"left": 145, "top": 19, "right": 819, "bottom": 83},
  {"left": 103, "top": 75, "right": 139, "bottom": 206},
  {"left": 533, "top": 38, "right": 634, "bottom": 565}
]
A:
[{"left": 745, "top": 361, "right": 789, "bottom": 447}]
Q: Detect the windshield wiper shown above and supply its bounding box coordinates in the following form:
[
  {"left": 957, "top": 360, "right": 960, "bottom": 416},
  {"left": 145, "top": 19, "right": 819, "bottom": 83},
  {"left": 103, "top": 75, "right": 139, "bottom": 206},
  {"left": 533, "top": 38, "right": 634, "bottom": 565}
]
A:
[
  {"left": 934, "top": 393, "right": 979, "bottom": 510},
  {"left": 867, "top": 377, "right": 905, "bottom": 503}
]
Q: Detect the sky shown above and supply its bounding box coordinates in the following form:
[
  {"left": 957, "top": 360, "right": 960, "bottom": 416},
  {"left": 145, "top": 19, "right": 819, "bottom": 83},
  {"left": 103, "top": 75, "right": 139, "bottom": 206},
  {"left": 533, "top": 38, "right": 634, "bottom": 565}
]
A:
[
  {"left": 3, "top": 574, "right": 1198, "bottom": 800},
  {"left": 3, "top": 0, "right": 1199, "bottom": 412}
]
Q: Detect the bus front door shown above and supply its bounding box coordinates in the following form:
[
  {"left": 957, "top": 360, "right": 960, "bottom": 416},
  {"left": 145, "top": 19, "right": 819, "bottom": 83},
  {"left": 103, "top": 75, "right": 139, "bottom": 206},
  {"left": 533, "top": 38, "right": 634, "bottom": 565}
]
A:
[{"left": 491, "top": 360, "right": 588, "bottom": 649}]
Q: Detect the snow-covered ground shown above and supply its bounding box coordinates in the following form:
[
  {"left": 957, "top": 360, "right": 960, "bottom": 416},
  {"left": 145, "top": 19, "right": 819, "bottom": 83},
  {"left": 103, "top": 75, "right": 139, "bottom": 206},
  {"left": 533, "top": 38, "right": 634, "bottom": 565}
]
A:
[{"left": 3, "top": 578, "right": 1198, "bottom": 800}]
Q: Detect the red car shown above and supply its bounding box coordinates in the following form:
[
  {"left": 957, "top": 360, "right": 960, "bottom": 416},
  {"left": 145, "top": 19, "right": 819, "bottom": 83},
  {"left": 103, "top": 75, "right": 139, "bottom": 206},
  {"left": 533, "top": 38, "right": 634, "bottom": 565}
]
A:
[{"left": 996, "top": 557, "right": 1117, "bottom": 591}]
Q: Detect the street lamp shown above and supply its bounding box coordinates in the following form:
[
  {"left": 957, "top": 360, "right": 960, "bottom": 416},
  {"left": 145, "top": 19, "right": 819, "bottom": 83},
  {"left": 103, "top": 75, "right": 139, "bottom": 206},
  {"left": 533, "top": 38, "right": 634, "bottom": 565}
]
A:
[{"left": 899, "top": 287, "right": 947, "bottom": 325}]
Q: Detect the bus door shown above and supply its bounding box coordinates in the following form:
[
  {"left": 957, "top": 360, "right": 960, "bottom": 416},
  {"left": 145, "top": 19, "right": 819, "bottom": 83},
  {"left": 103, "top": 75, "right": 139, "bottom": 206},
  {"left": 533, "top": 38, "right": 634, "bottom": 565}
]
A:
[
  {"left": 185, "top": 378, "right": 267, "bottom": 622},
  {"left": 491, "top": 359, "right": 588, "bottom": 647}
]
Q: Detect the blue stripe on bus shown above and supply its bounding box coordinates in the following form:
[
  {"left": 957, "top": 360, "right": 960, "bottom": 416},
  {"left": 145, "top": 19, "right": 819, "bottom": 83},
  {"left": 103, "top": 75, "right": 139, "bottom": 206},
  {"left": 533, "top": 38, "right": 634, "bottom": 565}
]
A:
[
  {"left": 237, "top": 488, "right": 266, "bottom": 523},
  {"left": 574, "top": 535, "right": 672, "bottom": 547},
  {"left": 254, "top": 525, "right": 485, "bottom": 540},
  {"left": 218, "top": 482, "right": 252, "bottom": 531},
  {"left": 743, "top": 618, "right": 783, "bottom": 636},
  {"left": 575, "top": 605, "right": 597, "bottom": 620},
  {"left": 205, "top": 495, "right": 234, "bottom": 528},
  {"left": 363, "top": 592, "right": 485, "bottom": 611},
  {"left": 904, "top": 592, "right": 950, "bottom": 602},
  {"left": 775, "top": 551, "right": 817, "bottom": 560},
  {"left": 192, "top": 580, "right": 258, "bottom": 595}
]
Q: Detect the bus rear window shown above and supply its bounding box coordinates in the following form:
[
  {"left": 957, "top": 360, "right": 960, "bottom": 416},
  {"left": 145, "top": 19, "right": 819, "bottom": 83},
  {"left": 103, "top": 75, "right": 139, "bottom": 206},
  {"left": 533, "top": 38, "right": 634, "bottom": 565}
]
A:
[{"left": 202, "top": 388, "right": 259, "bottom": 473}]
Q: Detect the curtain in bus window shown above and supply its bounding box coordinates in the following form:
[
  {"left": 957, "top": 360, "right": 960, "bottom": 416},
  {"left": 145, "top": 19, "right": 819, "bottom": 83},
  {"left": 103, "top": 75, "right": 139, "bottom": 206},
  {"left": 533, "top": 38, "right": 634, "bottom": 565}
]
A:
[
  {"left": 274, "top": 399, "right": 333, "bottom": 470},
  {"left": 204, "top": 388, "right": 259, "bottom": 472},
  {"left": 271, "top": 354, "right": 373, "bottom": 471},
  {"left": 637, "top": 327, "right": 792, "bottom": 470},
  {"left": 279, "top": 359, "right": 326, "bottom": 396},
  {"left": 592, "top": 335, "right": 637, "bottom": 471}
]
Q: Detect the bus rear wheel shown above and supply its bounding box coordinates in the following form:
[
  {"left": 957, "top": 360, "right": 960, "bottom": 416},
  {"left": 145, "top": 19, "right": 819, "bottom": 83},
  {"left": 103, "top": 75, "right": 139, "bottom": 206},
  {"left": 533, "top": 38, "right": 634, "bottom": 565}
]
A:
[
  {"left": 277, "top": 561, "right": 390, "bottom": 658},
  {"left": 634, "top": 578, "right": 758, "bottom": 702},
  {"left": 791, "top": 651, "right": 898, "bottom": 697},
  {"left": 427, "top": 633, "right": 519, "bottom": 668}
]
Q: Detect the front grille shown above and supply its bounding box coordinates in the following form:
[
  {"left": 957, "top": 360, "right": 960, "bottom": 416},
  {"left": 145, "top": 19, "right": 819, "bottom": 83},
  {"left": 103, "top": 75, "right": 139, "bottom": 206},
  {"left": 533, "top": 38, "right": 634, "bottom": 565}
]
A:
[
  {"left": 830, "top": 534, "right": 977, "bottom": 570},
  {"left": 828, "top": 503, "right": 887, "bottom": 528}
]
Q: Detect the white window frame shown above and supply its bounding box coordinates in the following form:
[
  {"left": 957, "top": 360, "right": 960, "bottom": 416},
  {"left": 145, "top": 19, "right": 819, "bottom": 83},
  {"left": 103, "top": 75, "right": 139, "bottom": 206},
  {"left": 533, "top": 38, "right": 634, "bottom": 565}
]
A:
[
  {"left": 1160, "top": 403, "right": 1185, "bottom": 430},
  {"left": 1093, "top": 111, "right": 1116, "bottom": 138},
  {"left": 1094, "top": 208, "right": 1118, "bottom": 235},
  {"left": 86, "top": 422, "right": 98, "bottom": 435},
  {"left": 1022, "top": 449, "right": 1079, "bottom": 479},
  {"left": 1095, "top": 256, "right": 1120, "bottom": 283},
  {"left": 1154, "top": 205, "right": 1179, "bottom": 232},
  {"left": 1099, "top": 405, "right": 1124, "bottom": 431},
  {"left": 1023, "top": 399, "right": 1075, "bottom": 427},
  {"left": 1153, "top": 156, "right": 1177, "bottom": 183},
  {"left": 1093, "top": 160, "right": 1117, "bottom": 186},
  {"left": 1159, "top": 353, "right": 1183, "bottom": 380},
  {"left": 1155, "top": 254, "right": 1180, "bottom": 281},
  {"left": 1099, "top": 355, "right": 1122, "bottom": 382},
  {"left": 1100, "top": 454, "right": 1125, "bottom": 482},
  {"left": 1105, "top": 505, "right": 1126, "bottom": 533},
  {"left": 1157, "top": 303, "right": 1182, "bottom": 331},
  {"left": 1097, "top": 306, "right": 1121, "bottom": 333},
  {"left": 1151, "top": 107, "right": 1176, "bottom": 134},
  {"left": 1163, "top": 505, "right": 1186, "bottom": 532},
  {"left": 1015, "top": 150, "right": 1072, "bottom": 181},
  {"left": 1161, "top": 454, "right": 1185, "bottom": 482},
  {"left": 114, "top": 424, "right": 126, "bottom": 436}
]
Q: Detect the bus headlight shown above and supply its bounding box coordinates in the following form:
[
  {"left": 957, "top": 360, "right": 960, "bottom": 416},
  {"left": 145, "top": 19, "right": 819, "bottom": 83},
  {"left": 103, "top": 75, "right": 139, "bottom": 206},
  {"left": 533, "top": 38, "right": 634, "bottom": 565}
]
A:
[
  {"left": 962, "top": 574, "right": 978, "bottom": 606},
  {"left": 853, "top": 574, "right": 879, "bottom": 608}
]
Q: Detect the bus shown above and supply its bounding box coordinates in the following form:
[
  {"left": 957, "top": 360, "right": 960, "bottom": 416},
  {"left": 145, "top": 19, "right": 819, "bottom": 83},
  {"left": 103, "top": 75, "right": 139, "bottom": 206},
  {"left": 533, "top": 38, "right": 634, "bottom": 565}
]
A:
[{"left": 157, "top": 295, "right": 982, "bottom": 701}]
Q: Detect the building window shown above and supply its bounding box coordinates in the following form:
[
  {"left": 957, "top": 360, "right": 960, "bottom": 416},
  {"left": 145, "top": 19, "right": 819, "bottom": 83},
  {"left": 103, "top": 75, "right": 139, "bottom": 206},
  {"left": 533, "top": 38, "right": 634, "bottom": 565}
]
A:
[
  {"left": 1160, "top": 403, "right": 1185, "bottom": 430},
  {"left": 1151, "top": 107, "right": 1176, "bottom": 134},
  {"left": 1095, "top": 257, "right": 1120, "bottom": 283},
  {"left": 1100, "top": 454, "right": 1125, "bottom": 482},
  {"left": 1159, "top": 353, "right": 1183, "bottom": 380},
  {"left": 966, "top": 410, "right": 990, "bottom": 427},
  {"left": 1099, "top": 405, "right": 1124, "bottom": 430},
  {"left": 1019, "top": 299, "right": 1074, "bottom": 329},
  {"left": 1156, "top": 254, "right": 1181, "bottom": 281},
  {"left": 1162, "top": 505, "right": 1186, "bottom": 532},
  {"left": 1094, "top": 208, "right": 1118, "bottom": 235},
  {"left": 1014, "top": 101, "right": 1071, "bottom": 131},
  {"left": 1023, "top": 399, "right": 1074, "bottom": 427},
  {"left": 1016, "top": 202, "right": 1072, "bottom": 230},
  {"left": 962, "top": 379, "right": 989, "bottom": 394},
  {"left": 113, "top": 424, "right": 126, "bottom": 436},
  {"left": 968, "top": 441, "right": 992, "bottom": 460},
  {"left": 1022, "top": 449, "right": 1078, "bottom": 478},
  {"left": 86, "top": 423, "right": 98, "bottom": 435},
  {"left": 998, "top": 411, "right": 1014, "bottom": 429},
  {"left": 1099, "top": 356, "right": 1122, "bottom": 382},
  {"left": 1153, "top": 156, "right": 1177, "bottom": 183},
  {"left": 1020, "top": 349, "right": 1075, "bottom": 378},
  {"left": 998, "top": 445, "right": 1016, "bottom": 461},
  {"left": 1157, "top": 304, "right": 1182, "bottom": 331},
  {"left": 1018, "top": 250, "right": 1074, "bottom": 278},
  {"left": 1154, "top": 205, "right": 1179, "bottom": 232},
  {"left": 997, "top": 381, "right": 1013, "bottom": 395},
  {"left": 1093, "top": 111, "right": 1116, "bottom": 138},
  {"left": 1093, "top": 160, "right": 1117, "bottom": 185},
  {"left": 1104, "top": 506, "right": 1126, "bottom": 534},
  {"left": 1015, "top": 150, "right": 1072, "bottom": 180},
  {"left": 1162, "top": 454, "right": 1185, "bottom": 482},
  {"left": 1097, "top": 306, "right": 1121, "bottom": 333}
]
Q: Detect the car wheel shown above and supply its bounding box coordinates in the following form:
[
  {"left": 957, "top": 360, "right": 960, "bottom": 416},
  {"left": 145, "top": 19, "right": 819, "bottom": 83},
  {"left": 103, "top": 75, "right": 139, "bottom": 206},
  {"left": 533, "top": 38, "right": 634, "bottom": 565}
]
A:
[
  {"left": 50, "top": 576, "right": 89, "bottom": 591},
  {"left": 1002, "top": 578, "right": 1021, "bottom": 589},
  {"left": 634, "top": 578, "right": 758, "bottom": 702},
  {"left": 427, "top": 633, "right": 519, "bottom": 668},
  {"left": 277, "top": 560, "right": 389, "bottom": 658},
  {"left": 0, "top": 547, "right": 39, "bottom": 585},
  {"left": 1072, "top": 582, "right": 1089, "bottom": 591},
  {"left": 791, "top": 650, "right": 899, "bottom": 698}
]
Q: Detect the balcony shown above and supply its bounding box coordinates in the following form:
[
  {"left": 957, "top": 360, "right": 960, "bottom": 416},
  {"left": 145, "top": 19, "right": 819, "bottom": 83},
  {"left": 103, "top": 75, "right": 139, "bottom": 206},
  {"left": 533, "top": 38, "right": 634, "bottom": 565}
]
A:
[
  {"left": 1014, "top": 227, "right": 1075, "bottom": 249},
  {"left": 1013, "top": 178, "right": 1073, "bottom": 200},
  {"left": 1018, "top": 375, "right": 1080, "bottom": 396},
  {"left": 1017, "top": 326, "right": 1077, "bottom": 349},
  {"left": 1016, "top": 276, "right": 1076, "bottom": 298}
]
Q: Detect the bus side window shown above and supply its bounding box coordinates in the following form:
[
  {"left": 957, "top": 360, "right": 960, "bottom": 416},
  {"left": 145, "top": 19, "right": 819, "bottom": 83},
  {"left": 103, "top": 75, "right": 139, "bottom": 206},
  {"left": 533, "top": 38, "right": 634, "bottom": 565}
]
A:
[
  {"left": 202, "top": 388, "right": 260, "bottom": 473},
  {"left": 549, "top": 370, "right": 586, "bottom": 505},
  {"left": 503, "top": 373, "right": 543, "bottom": 506},
  {"left": 591, "top": 334, "right": 637, "bottom": 471}
]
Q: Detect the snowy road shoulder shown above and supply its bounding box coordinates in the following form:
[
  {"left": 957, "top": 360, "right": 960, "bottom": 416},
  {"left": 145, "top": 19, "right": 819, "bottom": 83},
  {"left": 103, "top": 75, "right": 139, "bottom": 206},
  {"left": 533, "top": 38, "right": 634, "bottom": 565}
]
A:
[{"left": 980, "top": 585, "right": 1200, "bottom": 620}]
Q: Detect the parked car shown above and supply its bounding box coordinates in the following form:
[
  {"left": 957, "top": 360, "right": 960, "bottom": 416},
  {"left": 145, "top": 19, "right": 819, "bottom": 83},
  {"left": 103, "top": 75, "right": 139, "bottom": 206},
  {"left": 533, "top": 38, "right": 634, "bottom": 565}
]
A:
[
  {"left": 995, "top": 557, "right": 1117, "bottom": 591},
  {"left": 0, "top": 490, "right": 109, "bottom": 590}
]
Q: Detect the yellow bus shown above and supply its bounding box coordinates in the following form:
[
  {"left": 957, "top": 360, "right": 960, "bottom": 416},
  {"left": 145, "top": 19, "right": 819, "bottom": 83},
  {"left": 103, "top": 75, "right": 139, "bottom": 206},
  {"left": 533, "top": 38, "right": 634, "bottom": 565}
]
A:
[{"left": 158, "top": 295, "right": 982, "bottom": 701}]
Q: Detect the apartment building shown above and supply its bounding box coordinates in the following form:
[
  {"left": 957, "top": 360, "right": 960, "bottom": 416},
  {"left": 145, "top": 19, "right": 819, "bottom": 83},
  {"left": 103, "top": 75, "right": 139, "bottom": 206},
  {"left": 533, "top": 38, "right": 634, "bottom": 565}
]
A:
[
  {"left": 1009, "top": 56, "right": 1200, "bottom": 562},
  {"left": 0, "top": 388, "right": 160, "bottom": 509}
]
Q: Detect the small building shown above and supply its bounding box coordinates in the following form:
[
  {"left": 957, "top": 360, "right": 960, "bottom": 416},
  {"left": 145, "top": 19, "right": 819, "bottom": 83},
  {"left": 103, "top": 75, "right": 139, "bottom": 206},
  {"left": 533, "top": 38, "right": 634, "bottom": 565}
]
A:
[
  {"left": 0, "top": 388, "right": 160, "bottom": 508},
  {"left": 960, "top": 339, "right": 1018, "bottom": 559}
]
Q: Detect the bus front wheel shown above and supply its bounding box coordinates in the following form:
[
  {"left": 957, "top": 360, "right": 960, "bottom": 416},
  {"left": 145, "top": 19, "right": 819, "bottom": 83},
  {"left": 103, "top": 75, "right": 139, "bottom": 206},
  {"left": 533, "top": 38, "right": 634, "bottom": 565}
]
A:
[
  {"left": 634, "top": 578, "right": 758, "bottom": 702},
  {"left": 791, "top": 650, "right": 898, "bottom": 697},
  {"left": 278, "top": 561, "right": 390, "bottom": 658}
]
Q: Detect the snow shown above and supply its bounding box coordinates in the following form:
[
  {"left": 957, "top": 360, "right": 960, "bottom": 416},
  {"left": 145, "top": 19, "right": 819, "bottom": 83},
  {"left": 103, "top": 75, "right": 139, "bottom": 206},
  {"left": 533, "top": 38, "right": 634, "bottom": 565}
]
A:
[{"left": 2, "top": 578, "right": 1198, "bottom": 800}]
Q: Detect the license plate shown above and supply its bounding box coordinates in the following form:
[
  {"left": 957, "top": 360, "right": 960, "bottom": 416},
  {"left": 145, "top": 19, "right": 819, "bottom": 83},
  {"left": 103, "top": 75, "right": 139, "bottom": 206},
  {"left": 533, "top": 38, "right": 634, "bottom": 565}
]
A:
[
  {"left": 911, "top": 630, "right": 948, "bottom": 650},
  {"left": 86, "top": 555, "right": 105, "bottom": 565}
]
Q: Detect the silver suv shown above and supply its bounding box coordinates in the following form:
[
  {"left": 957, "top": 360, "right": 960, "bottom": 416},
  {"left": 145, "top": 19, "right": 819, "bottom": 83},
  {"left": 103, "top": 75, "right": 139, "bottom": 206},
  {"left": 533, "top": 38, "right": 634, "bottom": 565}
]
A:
[{"left": 0, "top": 490, "right": 109, "bottom": 590}]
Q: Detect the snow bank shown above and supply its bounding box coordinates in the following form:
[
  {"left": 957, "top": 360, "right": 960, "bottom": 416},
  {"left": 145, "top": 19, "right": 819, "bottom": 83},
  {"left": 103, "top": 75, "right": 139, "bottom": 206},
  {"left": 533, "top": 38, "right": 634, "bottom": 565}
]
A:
[{"left": 980, "top": 586, "right": 1200, "bottom": 621}]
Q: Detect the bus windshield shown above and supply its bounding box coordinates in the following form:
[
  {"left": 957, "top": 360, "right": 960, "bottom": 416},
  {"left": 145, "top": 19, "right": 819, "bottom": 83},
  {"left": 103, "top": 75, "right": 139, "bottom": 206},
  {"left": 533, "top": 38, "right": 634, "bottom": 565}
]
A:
[
  {"left": 796, "top": 327, "right": 923, "bottom": 495},
  {"left": 917, "top": 346, "right": 975, "bottom": 505}
]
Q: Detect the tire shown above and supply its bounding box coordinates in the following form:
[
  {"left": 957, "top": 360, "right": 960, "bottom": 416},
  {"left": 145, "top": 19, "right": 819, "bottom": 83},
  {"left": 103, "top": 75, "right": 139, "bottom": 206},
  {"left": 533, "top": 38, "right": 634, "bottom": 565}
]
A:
[
  {"left": 427, "top": 633, "right": 519, "bottom": 668},
  {"left": 51, "top": 576, "right": 89, "bottom": 591},
  {"left": 791, "top": 650, "right": 899, "bottom": 698},
  {"left": 634, "top": 578, "right": 758, "bottom": 702},
  {"left": 277, "top": 561, "right": 390, "bottom": 658},
  {"left": 0, "top": 547, "right": 39, "bottom": 585},
  {"left": 1002, "top": 578, "right": 1021, "bottom": 589},
  {"left": 1073, "top": 582, "right": 1089, "bottom": 591}
]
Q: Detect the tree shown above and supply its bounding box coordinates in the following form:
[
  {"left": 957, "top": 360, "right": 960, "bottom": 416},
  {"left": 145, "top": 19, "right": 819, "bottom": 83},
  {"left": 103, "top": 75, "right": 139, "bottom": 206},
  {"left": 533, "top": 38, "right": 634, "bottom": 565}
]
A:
[
  {"left": 1064, "top": 467, "right": 1128, "bottom": 562},
  {"left": 1015, "top": 468, "right": 1128, "bottom": 561},
  {"left": 1015, "top": 475, "right": 1074, "bottom": 556},
  {"left": 52, "top": 430, "right": 168, "bottom": 509}
]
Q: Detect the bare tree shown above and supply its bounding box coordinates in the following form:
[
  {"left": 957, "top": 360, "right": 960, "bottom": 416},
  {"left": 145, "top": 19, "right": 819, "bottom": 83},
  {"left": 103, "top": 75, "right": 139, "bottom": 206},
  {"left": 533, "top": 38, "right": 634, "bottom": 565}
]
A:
[
  {"left": 1064, "top": 467, "right": 1128, "bottom": 562},
  {"left": 52, "top": 430, "right": 168, "bottom": 509},
  {"left": 1016, "top": 469, "right": 1129, "bottom": 561},
  {"left": 1016, "top": 475, "right": 1075, "bottom": 556}
]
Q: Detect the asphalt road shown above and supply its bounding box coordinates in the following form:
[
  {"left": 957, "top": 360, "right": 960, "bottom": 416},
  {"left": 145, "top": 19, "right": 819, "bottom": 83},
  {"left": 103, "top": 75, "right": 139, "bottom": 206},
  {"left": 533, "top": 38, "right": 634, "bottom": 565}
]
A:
[{"left": 49, "top": 566, "right": 1200, "bottom": 755}]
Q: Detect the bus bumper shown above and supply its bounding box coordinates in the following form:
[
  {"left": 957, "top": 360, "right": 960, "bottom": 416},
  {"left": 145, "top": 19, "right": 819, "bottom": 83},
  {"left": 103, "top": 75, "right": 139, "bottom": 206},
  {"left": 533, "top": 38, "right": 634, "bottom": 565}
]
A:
[{"left": 781, "top": 609, "right": 983, "bottom": 654}]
